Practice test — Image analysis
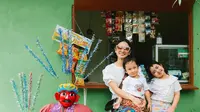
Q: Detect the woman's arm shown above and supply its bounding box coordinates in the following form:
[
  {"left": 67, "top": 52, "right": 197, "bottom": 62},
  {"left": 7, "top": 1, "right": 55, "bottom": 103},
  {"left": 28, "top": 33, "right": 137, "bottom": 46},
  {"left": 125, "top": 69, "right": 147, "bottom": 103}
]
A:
[{"left": 108, "top": 81, "right": 141, "bottom": 104}]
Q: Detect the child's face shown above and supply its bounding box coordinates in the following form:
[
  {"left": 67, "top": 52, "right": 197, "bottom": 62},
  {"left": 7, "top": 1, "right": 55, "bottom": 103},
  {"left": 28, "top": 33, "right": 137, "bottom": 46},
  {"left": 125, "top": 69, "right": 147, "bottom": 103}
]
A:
[
  {"left": 150, "top": 64, "right": 165, "bottom": 78},
  {"left": 125, "top": 61, "right": 139, "bottom": 77}
]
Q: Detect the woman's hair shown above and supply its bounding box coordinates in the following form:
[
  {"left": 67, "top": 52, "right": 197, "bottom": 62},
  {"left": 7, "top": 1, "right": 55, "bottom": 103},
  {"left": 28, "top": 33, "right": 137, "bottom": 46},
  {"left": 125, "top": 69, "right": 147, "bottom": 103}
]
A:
[
  {"left": 146, "top": 60, "right": 168, "bottom": 82},
  {"left": 115, "top": 39, "right": 132, "bottom": 49}
]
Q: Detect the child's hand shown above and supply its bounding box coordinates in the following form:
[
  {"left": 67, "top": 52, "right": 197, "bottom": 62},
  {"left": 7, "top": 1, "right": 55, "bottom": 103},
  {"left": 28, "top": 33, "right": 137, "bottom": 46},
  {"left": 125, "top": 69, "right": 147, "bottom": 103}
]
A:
[
  {"left": 138, "top": 99, "right": 146, "bottom": 108},
  {"left": 167, "top": 106, "right": 175, "bottom": 112},
  {"left": 113, "top": 102, "right": 120, "bottom": 109},
  {"left": 147, "top": 103, "right": 152, "bottom": 112}
]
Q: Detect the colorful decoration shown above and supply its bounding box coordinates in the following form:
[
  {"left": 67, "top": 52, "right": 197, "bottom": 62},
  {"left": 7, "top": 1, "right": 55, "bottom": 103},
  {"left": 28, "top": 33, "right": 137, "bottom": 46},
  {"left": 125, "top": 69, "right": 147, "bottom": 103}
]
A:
[
  {"left": 75, "top": 48, "right": 89, "bottom": 74},
  {"left": 75, "top": 35, "right": 95, "bottom": 75},
  {"left": 25, "top": 24, "right": 110, "bottom": 88},
  {"left": 53, "top": 25, "right": 94, "bottom": 80},
  {"left": 25, "top": 39, "right": 57, "bottom": 78},
  {"left": 53, "top": 26, "right": 103, "bottom": 86},
  {"left": 11, "top": 73, "right": 44, "bottom": 112},
  {"left": 40, "top": 83, "right": 92, "bottom": 112},
  {"left": 74, "top": 39, "right": 102, "bottom": 86},
  {"left": 52, "top": 25, "right": 93, "bottom": 52}
]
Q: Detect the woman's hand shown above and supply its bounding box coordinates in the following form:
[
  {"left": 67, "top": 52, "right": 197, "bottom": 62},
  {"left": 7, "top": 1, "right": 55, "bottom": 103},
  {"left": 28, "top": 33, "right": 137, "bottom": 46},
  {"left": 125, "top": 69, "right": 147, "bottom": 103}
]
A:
[{"left": 167, "top": 106, "right": 175, "bottom": 112}]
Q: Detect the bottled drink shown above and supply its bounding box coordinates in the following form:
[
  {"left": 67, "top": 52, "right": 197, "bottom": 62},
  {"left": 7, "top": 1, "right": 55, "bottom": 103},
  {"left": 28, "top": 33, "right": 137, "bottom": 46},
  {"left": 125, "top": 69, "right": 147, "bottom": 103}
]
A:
[{"left": 156, "top": 33, "right": 162, "bottom": 44}]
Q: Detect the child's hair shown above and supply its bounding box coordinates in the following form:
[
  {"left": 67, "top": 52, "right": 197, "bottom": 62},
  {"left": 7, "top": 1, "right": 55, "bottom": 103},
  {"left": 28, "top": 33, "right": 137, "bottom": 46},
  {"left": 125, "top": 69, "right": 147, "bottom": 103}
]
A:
[
  {"left": 146, "top": 60, "right": 168, "bottom": 82},
  {"left": 123, "top": 57, "right": 138, "bottom": 70}
]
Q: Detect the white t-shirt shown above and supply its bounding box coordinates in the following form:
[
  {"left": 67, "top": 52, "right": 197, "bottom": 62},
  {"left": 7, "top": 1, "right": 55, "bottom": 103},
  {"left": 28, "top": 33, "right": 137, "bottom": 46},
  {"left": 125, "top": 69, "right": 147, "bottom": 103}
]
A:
[
  {"left": 102, "top": 63, "right": 144, "bottom": 99},
  {"left": 122, "top": 76, "right": 149, "bottom": 99},
  {"left": 102, "top": 63, "right": 125, "bottom": 99},
  {"left": 149, "top": 75, "right": 182, "bottom": 103}
]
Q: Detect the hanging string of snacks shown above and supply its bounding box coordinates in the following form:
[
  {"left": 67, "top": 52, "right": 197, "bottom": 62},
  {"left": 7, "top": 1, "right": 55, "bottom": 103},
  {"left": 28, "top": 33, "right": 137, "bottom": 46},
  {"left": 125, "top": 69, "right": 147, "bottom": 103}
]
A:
[{"left": 101, "top": 11, "right": 159, "bottom": 43}]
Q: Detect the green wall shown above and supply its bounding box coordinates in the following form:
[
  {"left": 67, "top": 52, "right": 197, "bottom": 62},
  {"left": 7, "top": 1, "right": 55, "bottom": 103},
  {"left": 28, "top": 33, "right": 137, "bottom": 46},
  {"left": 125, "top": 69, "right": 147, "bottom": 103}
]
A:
[
  {"left": 0, "top": 0, "right": 109, "bottom": 112},
  {"left": 0, "top": 0, "right": 76, "bottom": 111},
  {"left": 0, "top": 0, "right": 200, "bottom": 112}
]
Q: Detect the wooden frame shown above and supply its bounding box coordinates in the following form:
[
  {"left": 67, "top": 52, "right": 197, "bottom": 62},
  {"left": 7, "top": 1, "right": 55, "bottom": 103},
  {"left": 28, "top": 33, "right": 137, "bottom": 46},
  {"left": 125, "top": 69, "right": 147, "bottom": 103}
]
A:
[
  {"left": 181, "top": 7, "right": 198, "bottom": 90},
  {"left": 72, "top": 0, "right": 198, "bottom": 90},
  {"left": 72, "top": 5, "right": 75, "bottom": 84},
  {"left": 74, "top": 0, "right": 193, "bottom": 11}
]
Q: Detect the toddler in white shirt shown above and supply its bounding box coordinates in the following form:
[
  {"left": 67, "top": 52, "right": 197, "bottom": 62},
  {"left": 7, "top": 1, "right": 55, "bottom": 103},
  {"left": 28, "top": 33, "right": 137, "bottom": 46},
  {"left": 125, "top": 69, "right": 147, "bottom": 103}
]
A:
[{"left": 113, "top": 57, "right": 151, "bottom": 112}]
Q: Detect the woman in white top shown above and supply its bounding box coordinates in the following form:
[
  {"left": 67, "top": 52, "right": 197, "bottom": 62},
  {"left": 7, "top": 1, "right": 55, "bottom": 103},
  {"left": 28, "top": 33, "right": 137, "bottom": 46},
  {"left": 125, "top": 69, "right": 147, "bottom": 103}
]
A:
[
  {"left": 102, "top": 39, "right": 142, "bottom": 111},
  {"left": 147, "top": 61, "right": 182, "bottom": 112}
]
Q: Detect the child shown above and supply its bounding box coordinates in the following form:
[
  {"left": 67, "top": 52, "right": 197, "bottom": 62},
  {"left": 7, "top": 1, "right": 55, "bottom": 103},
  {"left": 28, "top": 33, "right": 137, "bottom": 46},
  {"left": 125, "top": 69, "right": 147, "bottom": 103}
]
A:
[
  {"left": 147, "top": 61, "right": 182, "bottom": 112},
  {"left": 113, "top": 57, "right": 151, "bottom": 112}
]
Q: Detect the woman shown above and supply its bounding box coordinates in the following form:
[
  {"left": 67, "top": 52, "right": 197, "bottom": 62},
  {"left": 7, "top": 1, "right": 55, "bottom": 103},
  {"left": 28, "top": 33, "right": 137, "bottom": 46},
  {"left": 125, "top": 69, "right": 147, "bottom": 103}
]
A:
[{"left": 102, "top": 39, "right": 143, "bottom": 111}]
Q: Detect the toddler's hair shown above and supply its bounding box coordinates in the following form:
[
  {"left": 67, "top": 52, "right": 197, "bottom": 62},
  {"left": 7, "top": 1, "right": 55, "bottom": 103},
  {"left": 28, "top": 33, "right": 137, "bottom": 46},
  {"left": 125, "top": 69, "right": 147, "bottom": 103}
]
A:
[{"left": 123, "top": 57, "right": 138, "bottom": 70}]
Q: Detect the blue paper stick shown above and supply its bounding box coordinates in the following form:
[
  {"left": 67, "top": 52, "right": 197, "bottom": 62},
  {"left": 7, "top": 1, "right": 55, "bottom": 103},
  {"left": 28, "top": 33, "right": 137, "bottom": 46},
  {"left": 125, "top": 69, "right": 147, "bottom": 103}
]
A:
[
  {"left": 11, "top": 79, "right": 24, "bottom": 112},
  {"left": 84, "top": 52, "right": 114, "bottom": 79},
  {"left": 19, "top": 73, "right": 25, "bottom": 111},
  {"left": 25, "top": 45, "right": 57, "bottom": 78},
  {"left": 36, "top": 39, "right": 57, "bottom": 77},
  {"left": 28, "top": 72, "right": 33, "bottom": 111},
  {"left": 67, "top": 30, "right": 73, "bottom": 74},
  {"left": 22, "top": 73, "right": 28, "bottom": 111},
  {"left": 81, "top": 39, "right": 102, "bottom": 75},
  {"left": 30, "top": 74, "right": 43, "bottom": 111},
  {"left": 58, "top": 28, "right": 67, "bottom": 74}
]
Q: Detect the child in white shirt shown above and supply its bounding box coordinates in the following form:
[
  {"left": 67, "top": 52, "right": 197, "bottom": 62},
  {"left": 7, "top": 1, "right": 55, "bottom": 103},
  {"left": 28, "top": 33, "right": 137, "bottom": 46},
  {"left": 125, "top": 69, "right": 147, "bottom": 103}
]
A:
[
  {"left": 147, "top": 61, "right": 182, "bottom": 112},
  {"left": 113, "top": 57, "right": 151, "bottom": 112}
]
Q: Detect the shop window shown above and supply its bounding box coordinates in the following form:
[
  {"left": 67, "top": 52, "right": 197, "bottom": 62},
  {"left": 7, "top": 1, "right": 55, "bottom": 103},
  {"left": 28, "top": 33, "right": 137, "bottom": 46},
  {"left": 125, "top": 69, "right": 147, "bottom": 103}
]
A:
[{"left": 72, "top": 0, "right": 198, "bottom": 90}]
